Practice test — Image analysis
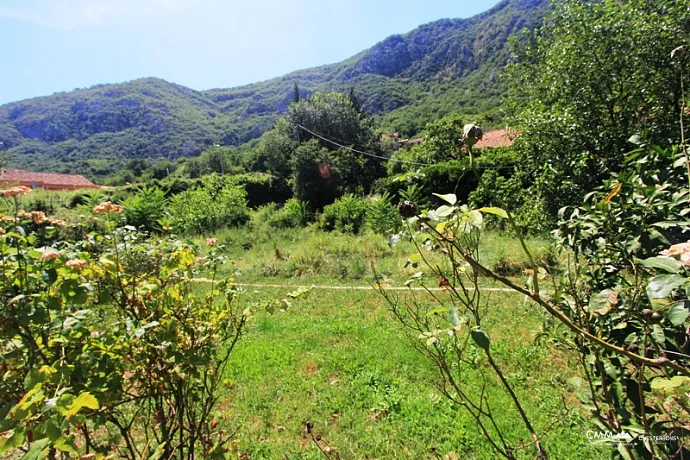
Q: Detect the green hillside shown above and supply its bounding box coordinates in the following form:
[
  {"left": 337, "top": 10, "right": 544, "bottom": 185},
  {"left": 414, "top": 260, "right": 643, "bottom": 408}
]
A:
[{"left": 0, "top": 0, "right": 547, "bottom": 178}]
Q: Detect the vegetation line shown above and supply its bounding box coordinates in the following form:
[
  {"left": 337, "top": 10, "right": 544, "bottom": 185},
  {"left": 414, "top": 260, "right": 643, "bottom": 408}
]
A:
[{"left": 189, "top": 278, "right": 518, "bottom": 292}]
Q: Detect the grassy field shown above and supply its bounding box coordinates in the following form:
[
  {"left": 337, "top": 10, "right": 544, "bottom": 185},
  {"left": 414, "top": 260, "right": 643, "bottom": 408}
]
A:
[
  {"left": 201, "top": 224, "right": 555, "bottom": 285},
  {"left": 186, "top": 227, "right": 605, "bottom": 459},
  {"left": 216, "top": 283, "right": 605, "bottom": 459}
]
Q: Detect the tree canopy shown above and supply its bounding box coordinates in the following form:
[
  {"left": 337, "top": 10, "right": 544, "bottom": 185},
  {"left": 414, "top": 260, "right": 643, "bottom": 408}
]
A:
[{"left": 506, "top": 0, "right": 690, "bottom": 213}]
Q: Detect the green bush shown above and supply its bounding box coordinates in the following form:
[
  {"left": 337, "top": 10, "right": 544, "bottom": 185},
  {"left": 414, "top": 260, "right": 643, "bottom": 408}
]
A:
[
  {"left": 366, "top": 193, "right": 401, "bottom": 235},
  {"left": 380, "top": 147, "right": 519, "bottom": 210},
  {"left": 158, "top": 177, "right": 201, "bottom": 197},
  {"left": 0, "top": 194, "right": 310, "bottom": 457},
  {"left": 318, "top": 194, "right": 369, "bottom": 234},
  {"left": 168, "top": 182, "right": 249, "bottom": 234},
  {"left": 270, "top": 198, "right": 310, "bottom": 228},
  {"left": 468, "top": 169, "right": 551, "bottom": 235},
  {"left": 123, "top": 186, "right": 168, "bottom": 232},
  {"left": 291, "top": 139, "right": 344, "bottom": 210},
  {"left": 69, "top": 191, "right": 92, "bottom": 209}
]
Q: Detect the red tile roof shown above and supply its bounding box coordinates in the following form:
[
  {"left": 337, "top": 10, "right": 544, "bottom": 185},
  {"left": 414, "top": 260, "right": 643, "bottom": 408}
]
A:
[
  {"left": 475, "top": 129, "right": 516, "bottom": 149},
  {"left": 0, "top": 169, "right": 101, "bottom": 191}
]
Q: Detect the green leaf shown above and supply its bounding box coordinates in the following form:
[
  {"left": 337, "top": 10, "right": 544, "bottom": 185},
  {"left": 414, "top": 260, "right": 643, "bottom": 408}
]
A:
[
  {"left": 65, "top": 392, "right": 99, "bottom": 420},
  {"left": 20, "top": 438, "right": 50, "bottom": 460},
  {"left": 0, "top": 429, "right": 22, "bottom": 455},
  {"left": 134, "top": 321, "right": 161, "bottom": 338},
  {"left": 640, "top": 256, "right": 682, "bottom": 274},
  {"left": 433, "top": 193, "right": 457, "bottom": 205},
  {"left": 54, "top": 437, "right": 78, "bottom": 455},
  {"left": 44, "top": 421, "right": 61, "bottom": 441},
  {"left": 435, "top": 205, "right": 455, "bottom": 217},
  {"left": 650, "top": 324, "right": 666, "bottom": 346},
  {"left": 426, "top": 307, "right": 450, "bottom": 316},
  {"left": 24, "top": 365, "right": 57, "bottom": 391},
  {"left": 468, "top": 210, "right": 483, "bottom": 227},
  {"left": 628, "top": 134, "right": 644, "bottom": 145},
  {"left": 646, "top": 274, "right": 687, "bottom": 299},
  {"left": 667, "top": 301, "right": 690, "bottom": 326},
  {"left": 471, "top": 329, "right": 490, "bottom": 351},
  {"left": 478, "top": 207, "right": 508, "bottom": 219},
  {"left": 588, "top": 289, "right": 617, "bottom": 315},
  {"left": 650, "top": 376, "right": 690, "bottom": 391},
  {"left": 150, "top": 442, "right": 168, "bottom": 460}
]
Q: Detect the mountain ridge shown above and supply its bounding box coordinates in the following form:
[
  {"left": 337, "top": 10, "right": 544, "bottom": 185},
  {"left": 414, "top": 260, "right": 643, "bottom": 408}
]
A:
[{"left": 0, "top": 0, "right": 548, "bottom": 178}]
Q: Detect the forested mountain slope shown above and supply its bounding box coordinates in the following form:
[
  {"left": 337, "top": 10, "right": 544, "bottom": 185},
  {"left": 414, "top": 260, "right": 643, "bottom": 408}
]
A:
[{"left": 0, "top": 0, "right": 547, "bottom": 177}]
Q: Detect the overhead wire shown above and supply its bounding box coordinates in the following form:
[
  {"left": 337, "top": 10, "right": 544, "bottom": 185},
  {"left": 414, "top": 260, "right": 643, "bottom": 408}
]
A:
[
  {"left": 295, "top": 123, "right": 516, "bottom": 171},
  {"left": 296, "top": 123, "right": 432, "bottom": 167}
]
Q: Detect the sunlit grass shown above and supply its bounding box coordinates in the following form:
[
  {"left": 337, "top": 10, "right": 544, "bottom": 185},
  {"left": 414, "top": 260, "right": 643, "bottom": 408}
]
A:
[
  {"left": 195, "top": 224, "right": 554, "bottom": 286},
  {"left": 218, "top": 285, "right": 605, "bottom": 459}
]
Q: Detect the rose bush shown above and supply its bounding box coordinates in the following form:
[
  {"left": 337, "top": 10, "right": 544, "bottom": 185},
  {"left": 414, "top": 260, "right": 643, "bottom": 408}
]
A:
[{"left": 0, "top": 188, "right": 299, "bottom": 458}]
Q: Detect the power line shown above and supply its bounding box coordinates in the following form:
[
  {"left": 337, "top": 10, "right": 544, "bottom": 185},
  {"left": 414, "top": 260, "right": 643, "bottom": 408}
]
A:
[
  {"left": 295, "top": 124, "right": 516, "bottom": 171},
  {"left": 296, "top": 124, "right": 432, "bottom": 167}
]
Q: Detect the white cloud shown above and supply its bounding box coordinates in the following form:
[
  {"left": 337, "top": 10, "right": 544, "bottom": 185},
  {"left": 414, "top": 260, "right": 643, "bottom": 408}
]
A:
[{"left": 0, "top": 0, "right": 184, "bottom": 29}]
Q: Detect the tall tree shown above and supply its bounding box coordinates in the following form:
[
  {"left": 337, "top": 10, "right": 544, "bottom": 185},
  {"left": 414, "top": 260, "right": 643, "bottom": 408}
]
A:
[
  {"left": 506, "top": 0, "right": 690, "bottom": 214},
  {"left": 348, "top": 87, "right": 362, "bottom": 114},
  {"left": 292, "top": 82, "right": 300, "bottom": 104},
  {"left": 247, "top": 91, "right": 386, "bottom": 207}
]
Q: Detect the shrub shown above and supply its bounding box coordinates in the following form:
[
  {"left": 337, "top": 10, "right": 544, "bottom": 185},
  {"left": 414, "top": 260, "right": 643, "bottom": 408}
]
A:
[
  {"left": 292, "top": 139, "right": 344, "bottom": 210},
  {"left": 168, "top": 182, "right": 249, "bottom": 234},
  {"left": 158, "top": 176, "right": 201, "bottom": 197},
  {"left": 318, "top": 194, "right": 368, "bottom": 234},
  {"left": 0, "top": 195, "right": 245, "bottom": 458},
  {"left": 381, "top": 143, "right": 690, "bottom": 459},
  {"left": 469, "top": 169, "right": 551, "bottom": 234},
  {"left": 366, "top": 193, "right": 401, "bottom": 235},
  {"left": 69, "top": 191, "right": 91, "bottom": 208},
  {"left": 123, "top": 186, "right": 168, "bottom": 232},
  {"left": 0, "top": 191, "right": 308, "bottom": 457},
  {"left": 381, "top": 148, "right": 519, "bottom": 209},
  {"left": 270, "top": 198, "right": 310, "bottom": 228}
]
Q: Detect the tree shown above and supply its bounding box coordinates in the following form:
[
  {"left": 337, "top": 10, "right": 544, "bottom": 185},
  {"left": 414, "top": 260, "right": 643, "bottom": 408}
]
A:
[
  {"left": 198, "top": 145, "right": 232, "bottom": 175},
  {"left": 148, "top": 159, "right": 177, "bottom": 180},
  {"left": 388, "top": 113, "right": 465, "bottom": 174},
  {"left": 183, "top": 157, "right": 204, "bottom": 179},
  {"left": 506, "top": 0, "right": 690, "bottom": 214},
  {"left": 291, "top": 139, "right": 342, "bottom": 209},
  {"left": 125, "top": 159, "right": 150, "bottom": 177},
  {"left": 0, "top": 144, "right": 8, "bottom": 175},
  {"left": 246, "top": 91, "right": 386, "bottom": 206},
  {"left": 348, "top": 87, "right": 362, "bottom": 114},
  {"left": 293, "top": 82, "right": 300, "bottom": 104}
]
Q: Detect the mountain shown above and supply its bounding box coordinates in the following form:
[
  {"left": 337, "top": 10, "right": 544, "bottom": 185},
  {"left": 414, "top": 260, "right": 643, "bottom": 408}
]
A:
[{"left": 0, "top": 0, "right": 548, "bottom": 179}]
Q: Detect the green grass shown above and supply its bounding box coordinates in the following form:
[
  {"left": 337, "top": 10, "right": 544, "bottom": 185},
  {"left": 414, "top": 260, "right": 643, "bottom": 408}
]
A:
[
  {"left": 217, "top": 285, "right": 606, "bottom": 459},
  {"left": 191, "top": 225, "right": 605, "bottom": 458},
  {"left": 198, "top": 225, "right": 554, "bottom": 286}
]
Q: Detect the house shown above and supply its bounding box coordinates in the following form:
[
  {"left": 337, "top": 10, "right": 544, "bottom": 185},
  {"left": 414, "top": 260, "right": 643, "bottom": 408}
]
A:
[
  {"left": 0, "top": 169, "right": 102, "bottom": 191},
  {"left": 474, "top": 129, "right": 516, "bottom": 149},
  {"left": 381, "top": 132, "right": 402, "bottom": 150}
]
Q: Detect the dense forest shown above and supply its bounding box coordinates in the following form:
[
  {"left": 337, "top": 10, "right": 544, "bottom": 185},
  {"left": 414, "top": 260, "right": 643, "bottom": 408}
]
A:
[{"left": 0, "top": 0, "right": 547, "bottom": 179}]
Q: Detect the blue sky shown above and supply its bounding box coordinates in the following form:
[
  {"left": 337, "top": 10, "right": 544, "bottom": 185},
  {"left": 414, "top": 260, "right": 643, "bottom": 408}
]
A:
[{"left": 0, "top": 0, "right": 501, "bottom": 105}]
